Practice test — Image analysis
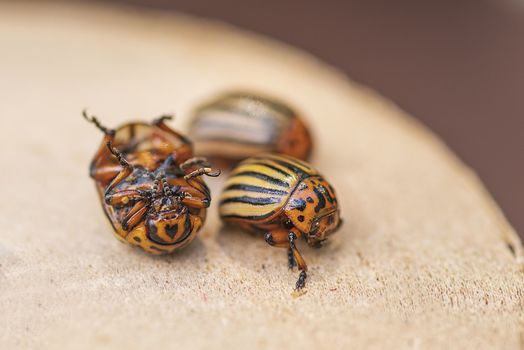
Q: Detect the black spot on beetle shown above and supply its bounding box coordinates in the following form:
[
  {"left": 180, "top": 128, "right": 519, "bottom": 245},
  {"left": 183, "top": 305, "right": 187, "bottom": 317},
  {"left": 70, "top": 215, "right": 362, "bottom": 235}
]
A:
[
  {"left": 147, "top": 221, "right": 167, "bottom": 244},
  {"left": 284, "top": 219, "right": 294, "bottom": 229},
  {"left": 298, "top": 215, "right": 305, "bottom": 222},
  {"left": 306, "top": 196, "right": 314, "bottom": 203},
  {"left": 148, "top": 221, "right": 158, "bottom": 236},
  {"left": 313, "top": 187, "right": 326, "bottom": 213},
  {"left": 181, "top": 213, "right": 192, "bottom": 241},
  {"left": 165, "top": 224, "right": 179, "bottom": 239},
  {"left": 290, "top": 198, "right": 306, "bottom": 211},
  {"left": 133, "top": 236, "right": 141, "bottom": 242},
  {"left": 320, "top": 185, "right": 334, "bottom": 204}
]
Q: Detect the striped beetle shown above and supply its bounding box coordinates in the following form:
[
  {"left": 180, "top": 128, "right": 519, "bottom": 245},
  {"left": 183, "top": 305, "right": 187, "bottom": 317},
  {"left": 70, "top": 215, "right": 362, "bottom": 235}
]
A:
[
  {"left": 84, "top": 111, "right": 220, "bottom": 255},
  {"left": 188, "top": 91, "right": 313, "bottom": 165},
  {"left": 219, "top": 153, "right": 342, "bottom": 289}
]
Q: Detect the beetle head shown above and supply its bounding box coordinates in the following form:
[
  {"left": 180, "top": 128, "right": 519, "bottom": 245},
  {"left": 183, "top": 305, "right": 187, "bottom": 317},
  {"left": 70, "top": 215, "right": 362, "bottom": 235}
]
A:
[{"left": 306, "top": 209, "right": 342, "bottom": 248}]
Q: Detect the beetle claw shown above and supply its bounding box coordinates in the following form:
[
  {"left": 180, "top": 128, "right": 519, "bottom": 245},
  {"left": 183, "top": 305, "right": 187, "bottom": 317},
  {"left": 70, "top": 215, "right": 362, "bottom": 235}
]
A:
[{"left": 295, "top": 271, "right": 307, "bottom": 290}]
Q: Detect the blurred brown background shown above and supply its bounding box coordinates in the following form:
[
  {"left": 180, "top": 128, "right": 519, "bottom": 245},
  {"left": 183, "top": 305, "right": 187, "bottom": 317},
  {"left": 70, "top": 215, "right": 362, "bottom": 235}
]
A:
[{"left": 101, "top": 0, "right": 523, "bottom": 235}]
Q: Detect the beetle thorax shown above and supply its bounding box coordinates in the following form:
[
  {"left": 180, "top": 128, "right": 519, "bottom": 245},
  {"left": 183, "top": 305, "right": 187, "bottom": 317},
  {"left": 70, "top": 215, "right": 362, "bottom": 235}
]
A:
[{"left": 283, "top": 176, "right": 340, "bottom": 245}]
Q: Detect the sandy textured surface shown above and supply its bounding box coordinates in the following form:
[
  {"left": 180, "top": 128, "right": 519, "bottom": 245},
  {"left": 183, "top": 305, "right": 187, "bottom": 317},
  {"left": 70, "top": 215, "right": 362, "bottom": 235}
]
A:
[{"left": 0, "top": 2, "right": 522, "bottom": 349}]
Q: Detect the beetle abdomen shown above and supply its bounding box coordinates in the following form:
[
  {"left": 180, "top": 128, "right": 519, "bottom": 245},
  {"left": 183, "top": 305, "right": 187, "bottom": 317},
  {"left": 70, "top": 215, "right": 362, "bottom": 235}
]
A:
[
  {"left": 188, "top": 92, "right": 313, "bottom": 163},
  {"left": 219, "top": 154, "right": 318, "bottom": 227}
]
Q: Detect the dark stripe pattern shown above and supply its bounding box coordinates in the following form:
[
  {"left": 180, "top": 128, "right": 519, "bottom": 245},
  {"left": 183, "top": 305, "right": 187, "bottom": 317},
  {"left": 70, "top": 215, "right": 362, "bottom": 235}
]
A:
[
  {"left": 223, "top": 184, "right": 288, "bottom": 196},
  {"left": 233, "top": 171, "right": 290, "bottom": 188},
  {"left": 219, "top": 154, "right": 318, "bottom": 223}
]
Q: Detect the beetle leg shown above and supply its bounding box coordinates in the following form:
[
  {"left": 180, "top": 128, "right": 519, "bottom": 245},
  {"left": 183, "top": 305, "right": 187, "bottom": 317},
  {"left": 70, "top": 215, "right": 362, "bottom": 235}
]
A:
[
  {"left": 88, "top": 125, "right": 119, "bottom": 184},
  {"left": 296, "top": 270, "right": 307, "bottom": 290},
  {"left": 184, "top": 167, "right": 221, "bottom": 180},
  {"left": 179, "top": 166, "right": 220, "bottom": 208},
  {"left": 180, "top": 194, "right": 210, "bottom": 209},
  {"left": 184, "top": 167, "right": 220, "bottom": 197},
  {"left": 288, "top": 248, "right": 297, "bottom": 270},
  {"left": 264, "top": 229, "right": 308, "bottom": 290},
  {"left": 264, "top": 230, "right": 289, "bottom": 248},
  {"left": 288, "top": 232, "right": 308, "bottom": 290},
  {"left": 104, "top": 142, "right": 134, "bottom": 194},
  {"left": 121, "top": 200, "right": 149, "bottom": 231},
  {"left": 90, "top": 164, "right": 121, "bottom": 184},
  {"left": 107, "top": 141, "right": 131, "bottom": 168},
  {"left": 104, "top": 166, "right": 133, "bottom": 195},
  {"left": 82, "top": 109, "right": 115, "bottom": 135},
  {"left": 184, "top": 177, "right": 210, "bottom": 201},
  {"left": 104, "top": 189, "right": 145, "bottom": 207}
]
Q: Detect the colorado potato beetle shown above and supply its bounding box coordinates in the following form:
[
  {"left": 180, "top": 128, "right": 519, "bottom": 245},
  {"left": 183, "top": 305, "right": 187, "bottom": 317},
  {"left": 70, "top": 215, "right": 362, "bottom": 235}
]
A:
[
  {"left": 84, "top": 111, "right": 220, "bottom": 254},
  {"left": 219, "top": 153, "right": 342, "bottom": 289},
  {"left": 188, "top": 91, "right": 313, "bottom": 165}
]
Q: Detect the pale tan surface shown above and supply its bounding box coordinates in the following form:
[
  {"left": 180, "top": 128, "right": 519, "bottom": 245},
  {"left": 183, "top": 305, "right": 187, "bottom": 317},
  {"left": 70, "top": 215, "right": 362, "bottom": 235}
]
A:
[{"left": 0, "top": 2, "right": 522, "bottom": 350}]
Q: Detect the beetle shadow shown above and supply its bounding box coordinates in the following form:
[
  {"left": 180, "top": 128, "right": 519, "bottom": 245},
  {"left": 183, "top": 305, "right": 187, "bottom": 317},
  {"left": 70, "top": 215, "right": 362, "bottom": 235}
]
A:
[
  {"left": 124, "top": 236, "right": 208, "bottom": 265},
  {"left": 165, "top": 237, "right": 207, "bottom": 264},
  {"left": 216, "top": 225, "right": 281, "bottom": 272},
  {"left": 215, "top": 224, "right": 346, "bottom": 273}
]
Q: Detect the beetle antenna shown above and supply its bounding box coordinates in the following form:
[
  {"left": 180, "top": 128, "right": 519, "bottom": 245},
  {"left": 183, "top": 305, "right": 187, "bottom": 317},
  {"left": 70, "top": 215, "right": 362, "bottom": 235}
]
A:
[
  {"left": 106, "top": 141, "right": 131, "bottom": 169},
  {"left": 83, "top": 109, "right": 114, "bottom": 135},
  {"left": 152, "top": 173, "right": 162, "bottom": 195},
  {"left": 161, "top": 175, "right": 173, "bottom": 197}
]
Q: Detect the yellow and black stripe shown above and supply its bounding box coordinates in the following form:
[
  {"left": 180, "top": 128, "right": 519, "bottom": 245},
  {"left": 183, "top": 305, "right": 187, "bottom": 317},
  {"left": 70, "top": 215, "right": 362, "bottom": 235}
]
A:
[{"left": 219, "top": 154, "right": 317, "bottom": 223}]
